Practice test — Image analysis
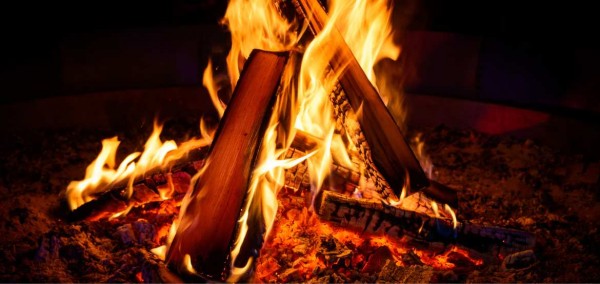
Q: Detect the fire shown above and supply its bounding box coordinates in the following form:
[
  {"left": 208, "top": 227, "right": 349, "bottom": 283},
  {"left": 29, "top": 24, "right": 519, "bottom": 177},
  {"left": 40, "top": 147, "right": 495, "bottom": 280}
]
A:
[
  {"left": 222, "top": 0, "right": 301, "bottom": 89},
  {"left": 66, "top": 0, "right": 461, "bottom": 280},
  {"left": 66, "top": 121, "right": 211, "bottom": 211}
]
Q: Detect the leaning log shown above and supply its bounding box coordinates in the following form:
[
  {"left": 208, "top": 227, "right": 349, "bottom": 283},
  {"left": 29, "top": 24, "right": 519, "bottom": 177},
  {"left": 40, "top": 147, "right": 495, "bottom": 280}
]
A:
[
  {"left": 165, "top": 50, "right": 289, "bottom": 281},
  {"left": 317, "top": 190, "right": 535, "bottom": 252},
  {"left": 292, "top": 0, "right": 458, "bottom": 206},
  {"left": 292, "top": 0, "right": 427, "bottom": 198}
]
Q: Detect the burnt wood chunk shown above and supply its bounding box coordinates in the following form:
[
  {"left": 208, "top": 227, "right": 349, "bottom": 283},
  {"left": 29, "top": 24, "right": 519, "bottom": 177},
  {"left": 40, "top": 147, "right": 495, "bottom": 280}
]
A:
[
  {"left": 292, "top": 0, "right": 431, "bottom": 202},
  {"left": 68, "top": 170, "right": 194, "bottom": 222},
  {"left": 165, "top": 50, "right": 289, "bottom": 281},
  {"left": 317, "top": 190, "right": 535, "bottom": 252},
  {"left": 377, "top": 261, "right": 434, "bottom": 283}
]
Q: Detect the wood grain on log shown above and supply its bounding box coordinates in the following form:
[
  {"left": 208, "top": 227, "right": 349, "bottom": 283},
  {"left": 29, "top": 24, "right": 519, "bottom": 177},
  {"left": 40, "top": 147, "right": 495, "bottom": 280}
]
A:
[
  {"left": 317, "top": 190, "right": 535, "bottom": 252},
  {"left": 165, "top": 50, "right": 289, "bottom": 281},
  {"left": 292, "top": 0, "right": 431, "bottom": 202}
]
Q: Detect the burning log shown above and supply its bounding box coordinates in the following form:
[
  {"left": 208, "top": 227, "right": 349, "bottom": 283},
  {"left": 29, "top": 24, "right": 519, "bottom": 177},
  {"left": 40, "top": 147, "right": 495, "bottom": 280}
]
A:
[
  {"left": 316, "top": 190, "right": 535, "bottom": 253},
  {"left": 165, "top": 50, "right": 289, "bottom": 281},
  {"left": 67, "top": 158, "right": 203, "bottom": 222},
  {"left": 292, "top": 0, "right": 457, "bottom": 206}
]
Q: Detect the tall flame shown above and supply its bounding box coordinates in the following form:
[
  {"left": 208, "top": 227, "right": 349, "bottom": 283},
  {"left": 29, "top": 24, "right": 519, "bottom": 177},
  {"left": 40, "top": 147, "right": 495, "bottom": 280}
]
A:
[{"left": 222, "top": 0, "right": 301, "bottom": 89}]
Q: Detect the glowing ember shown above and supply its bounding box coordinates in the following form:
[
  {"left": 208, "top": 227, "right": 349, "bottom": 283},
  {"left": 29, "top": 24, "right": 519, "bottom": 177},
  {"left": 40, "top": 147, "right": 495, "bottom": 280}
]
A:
[
  {"left": 254, "top": 190, "right": 481, "bottom": 282},
  {"left": 66, "top": 122, "right": 211, "bottom": 211}
]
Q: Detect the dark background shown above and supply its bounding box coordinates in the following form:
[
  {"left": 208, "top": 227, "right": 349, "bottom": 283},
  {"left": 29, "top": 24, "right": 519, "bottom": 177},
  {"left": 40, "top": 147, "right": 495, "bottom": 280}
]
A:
[{"left": 0, "top": 0, "right": 598, "bottom": 116}]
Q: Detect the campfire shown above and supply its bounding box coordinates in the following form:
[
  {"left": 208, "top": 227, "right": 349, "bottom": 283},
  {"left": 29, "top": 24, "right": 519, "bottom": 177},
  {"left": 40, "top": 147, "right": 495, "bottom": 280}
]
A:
[
  {"left": 3, "top": 0, "right": 598, "bottom": 283},
  {"left": 59, "top": 0, "right": 538, "bottom": 282}
]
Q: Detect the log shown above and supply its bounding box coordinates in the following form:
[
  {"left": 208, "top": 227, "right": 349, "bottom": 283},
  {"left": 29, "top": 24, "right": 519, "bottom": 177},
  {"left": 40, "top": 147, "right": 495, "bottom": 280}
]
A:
[
  {"left": 316, "top": 190, "right": 535, "bottom": 253},
  {"left": 292, "top": 0, "right": 458, "bottom": 206},
  {"left": 67, "top": 160, "right": 202, "bottom": 222},
  {"left": 165, "top": 50, "right": 289, "bottom": 281}
]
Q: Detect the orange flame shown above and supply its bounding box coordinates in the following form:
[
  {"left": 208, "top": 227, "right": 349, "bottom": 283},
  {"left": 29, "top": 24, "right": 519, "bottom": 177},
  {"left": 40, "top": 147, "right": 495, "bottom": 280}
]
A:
[{"left": 66, "top": 121, "right": 212, "bottom": 211}]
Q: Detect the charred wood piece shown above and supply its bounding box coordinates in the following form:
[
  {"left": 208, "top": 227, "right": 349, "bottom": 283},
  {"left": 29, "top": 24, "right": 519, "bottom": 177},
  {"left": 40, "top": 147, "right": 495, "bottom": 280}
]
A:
[
  {"left": 316, "top": 190, "right": 535, "bottom": 252},
  {"left": 67, "top": 167, "right": 197, "bottom": 222}
]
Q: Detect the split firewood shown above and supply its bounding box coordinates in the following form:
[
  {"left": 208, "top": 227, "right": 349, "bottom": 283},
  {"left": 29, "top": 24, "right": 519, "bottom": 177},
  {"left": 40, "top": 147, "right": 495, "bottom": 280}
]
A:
[
  {"left": 292, "top": 0, "right": 458, "bottom": 206},
  {"left": 165, "top": 50, "right": 290, "bottom": 281},
  {"left": 316, "top": 190, "right": 535, "bottom": 253}
]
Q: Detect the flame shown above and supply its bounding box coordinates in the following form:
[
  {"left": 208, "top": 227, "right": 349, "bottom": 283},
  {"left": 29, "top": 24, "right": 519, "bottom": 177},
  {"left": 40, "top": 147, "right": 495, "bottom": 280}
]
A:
[
  {"left": 69, "top": 0, "right": 462, "bottom": 280},
  {"left": 412, "top": 133, "right": 434, "bottom": 179},
  {"left": 292, "top": 0, "right": 402, "bottom": 207},
  {"left": 202, "top": 60, "right": 225, "bottom": 118},
  {"left": 66, "top": 121, "right": 212, "bottom": 211},
  {"left": 222, "top": 0, "right": 301, "bottom": 89},
  {"left": 65, "top": 137, "right": 137, "bottom": 210},
  {"left": 445, "top": 204, "right": 458, "bottom": 230}
]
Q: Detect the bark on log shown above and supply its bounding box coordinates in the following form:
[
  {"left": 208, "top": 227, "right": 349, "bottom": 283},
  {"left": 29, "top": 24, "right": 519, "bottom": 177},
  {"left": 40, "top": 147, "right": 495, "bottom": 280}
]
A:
[
  {"left": 292, "top": 0, "right": 433, "bottom": 202},
  {"left": 316, "top": 190, "right": 535, "bottom": 252},
  {"left": 165, "top": 50, "right": 289, "bottom": 281}
]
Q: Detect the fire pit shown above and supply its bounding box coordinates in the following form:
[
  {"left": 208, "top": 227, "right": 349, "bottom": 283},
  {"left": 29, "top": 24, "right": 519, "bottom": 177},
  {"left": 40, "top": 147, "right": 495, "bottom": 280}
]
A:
[
  {"left": 1, "top": 0, "right": 599, "bottom": 282},
  {"left": 1, "top": 113, "right": 598, "bottom": 282}
]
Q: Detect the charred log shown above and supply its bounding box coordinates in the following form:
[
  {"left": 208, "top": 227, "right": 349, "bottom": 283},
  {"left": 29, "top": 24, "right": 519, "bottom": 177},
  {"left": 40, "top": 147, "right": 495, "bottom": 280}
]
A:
[
  {"left": 67, "top": 162, "right": 201, "bottom": 222},
  {"left": 316, "top": 190, "right": 535, "bottom": 253}
]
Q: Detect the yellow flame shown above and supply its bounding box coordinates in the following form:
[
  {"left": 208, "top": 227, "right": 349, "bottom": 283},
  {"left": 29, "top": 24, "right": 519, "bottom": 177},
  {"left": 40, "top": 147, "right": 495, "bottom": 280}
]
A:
[
  {"left": 151, "top": 245, "right": 167, "bottom": 261},
  {"left": 66, "top": 121, "right": 212, "bottom": 211},
  {"left": 444, "top": 204, "right": 458, "bottom": 229},
  {"left": 65, "top": 137, "right": 139, "bottom": 210},
  {"left": 202, "top": 60, "right": 225, "bottom": 118},
  {"left": 182, "top": 254, "right": 198, "bottom": 275},
  {"left": 431, "top": 201, "right": 440, "bottom": 218},
  {"left": 222, "top": 0, "right": 301, "bottom": 88},
  {"left": 331, "top": 0, "right": 401, "bottom": 84},
  {"left": 108, "top": 204, "right": 133, "bottom": 220},
  {"left": 157, "top": 173, "right": 175, "bottom": 200}
]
